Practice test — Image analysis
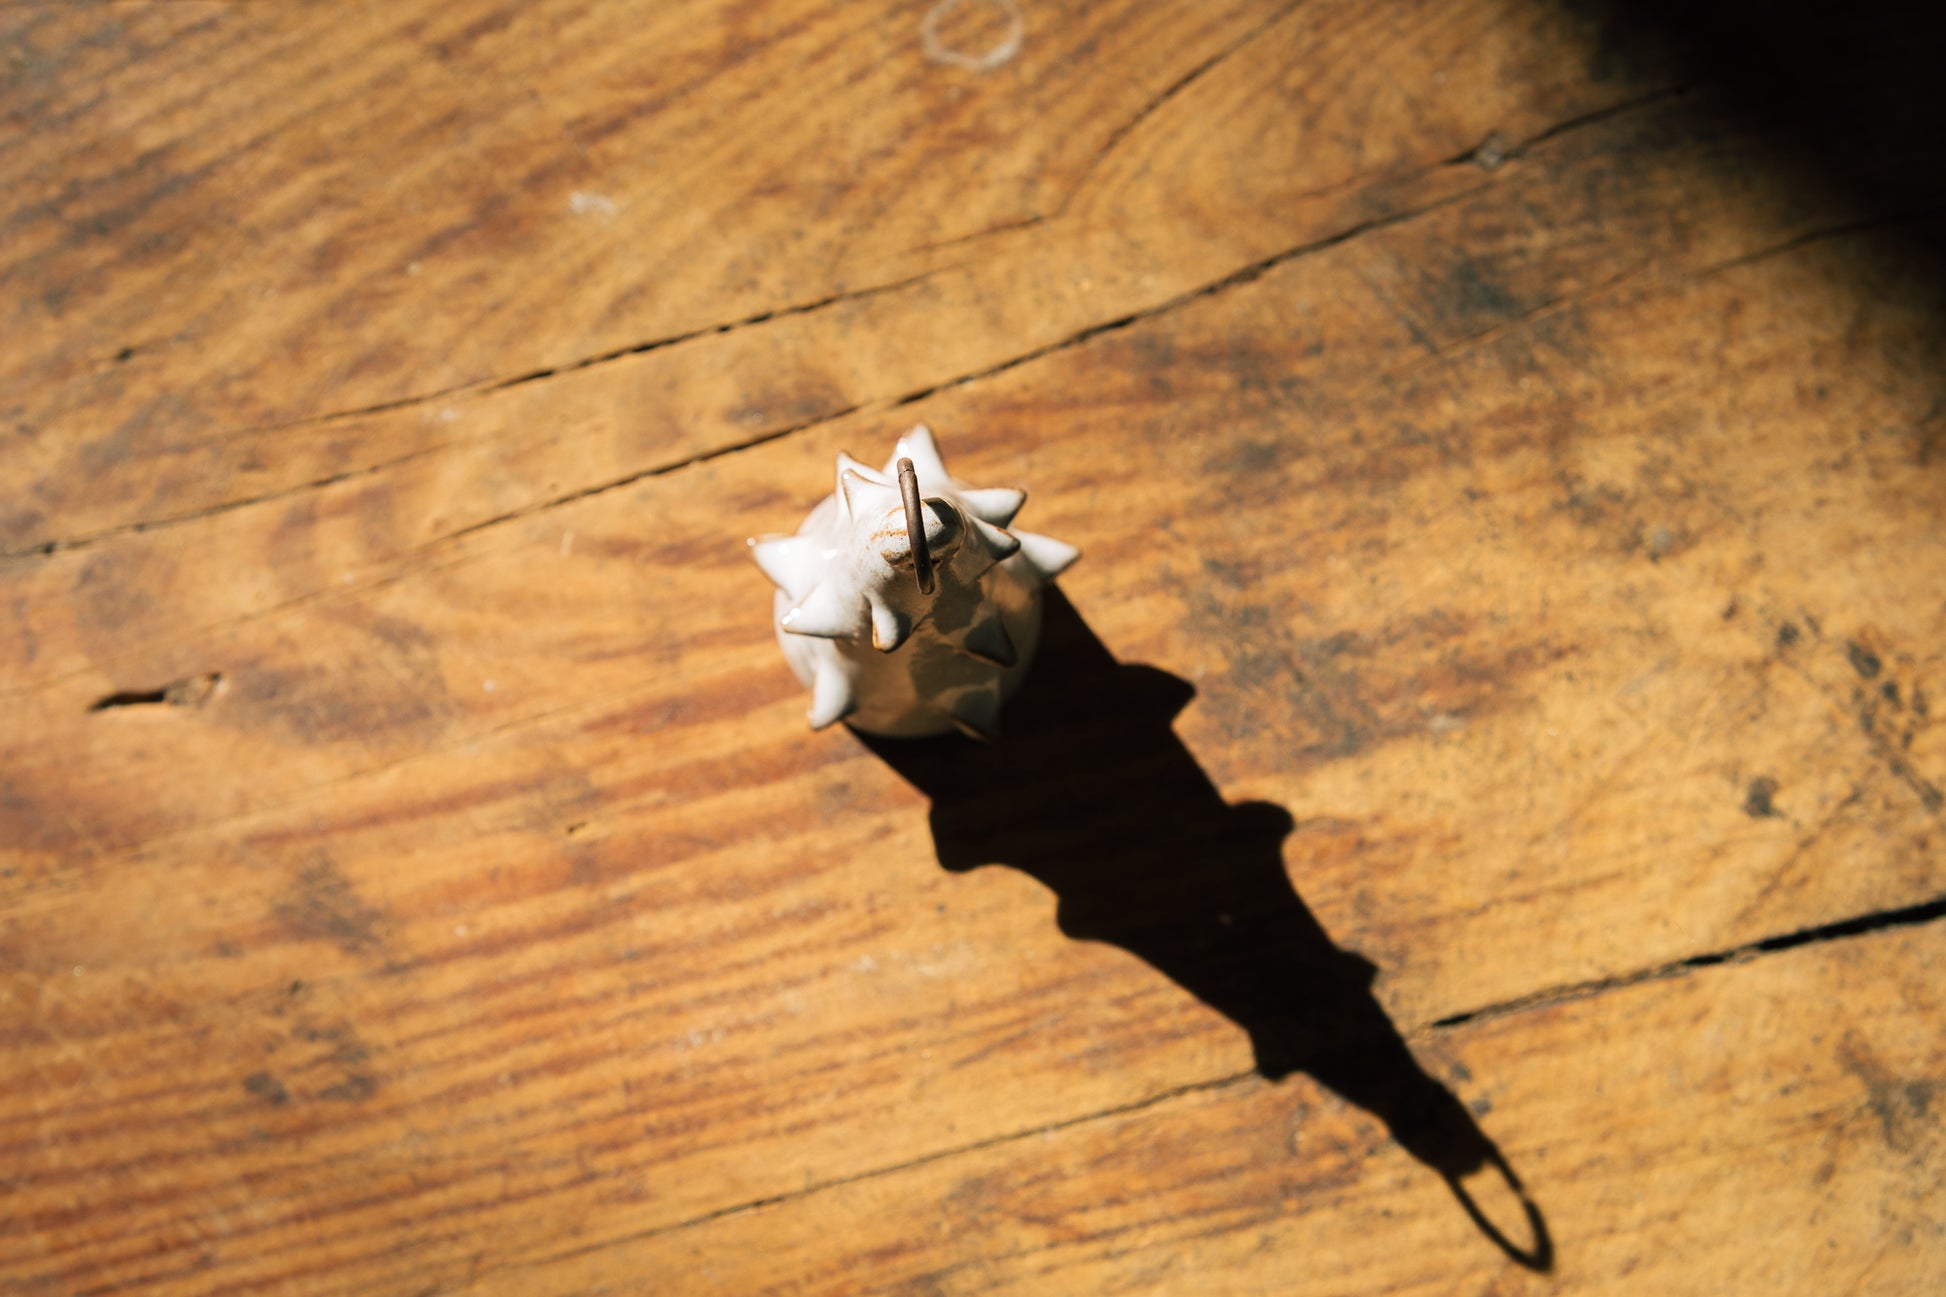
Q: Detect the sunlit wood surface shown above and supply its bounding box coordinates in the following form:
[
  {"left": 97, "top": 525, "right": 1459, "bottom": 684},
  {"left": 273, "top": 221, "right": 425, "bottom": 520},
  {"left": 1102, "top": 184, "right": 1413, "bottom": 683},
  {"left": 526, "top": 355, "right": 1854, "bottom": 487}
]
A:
[{"left": 4, "top": 2, "right": 1944, "bottom": 1293}]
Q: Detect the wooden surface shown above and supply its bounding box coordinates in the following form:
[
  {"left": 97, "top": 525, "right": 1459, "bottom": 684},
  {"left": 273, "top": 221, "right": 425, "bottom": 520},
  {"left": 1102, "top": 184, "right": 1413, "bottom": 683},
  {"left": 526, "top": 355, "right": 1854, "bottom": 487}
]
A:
[{"left": 3, "top": 1, "right": 1944, "bottom": 1293}]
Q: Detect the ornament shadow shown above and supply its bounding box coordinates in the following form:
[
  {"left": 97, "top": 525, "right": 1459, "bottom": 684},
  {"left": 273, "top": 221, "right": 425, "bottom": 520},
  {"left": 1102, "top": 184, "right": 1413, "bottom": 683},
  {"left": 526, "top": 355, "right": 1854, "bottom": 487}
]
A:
[{"left": 858, "top": 587, "right": 1552, "bottom": 1271}]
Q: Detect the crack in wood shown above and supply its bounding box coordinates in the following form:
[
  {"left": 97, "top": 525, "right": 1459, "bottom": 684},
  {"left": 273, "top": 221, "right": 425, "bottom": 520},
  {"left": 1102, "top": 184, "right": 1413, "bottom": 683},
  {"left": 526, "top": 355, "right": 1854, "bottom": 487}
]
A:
[
  {"left": 4, "top": 84, "right": 1694, "bottom": 567},
  {"left": 428, "top": 404, "right": 864, "bottom": 549},
  {"left": 1429, "top": 893, "right": 1946, "bottom": 1030},
  {"left": 0, "top": 272, "right": 946, "bottom": 564},
  {"left": 7, "top": 200, "right": 1921, "bottom": 718},
  {"left": 877, "top": 85, "right": 1691, "bottom": 415},
  {"left": 504, "top": 1069, "right": 1254, "bottom": 1277},
  {"left": 1696, "top": 203, "right": 1946, "bottom": 278},
  {"left": 502, "top": 889, "right": 1946, "bottom": 1275},
  {"left": 14, "top": 163, "right": 1919, "bottom": 717},
  {"left": 0, "top": 446, "right": 444, "bottom": 566},
  {"left": 87, "top": 671, "right": 222, "bottom": 712},
  {"left": 406, "top": 181, "right": 1514, "bottom": 558}
]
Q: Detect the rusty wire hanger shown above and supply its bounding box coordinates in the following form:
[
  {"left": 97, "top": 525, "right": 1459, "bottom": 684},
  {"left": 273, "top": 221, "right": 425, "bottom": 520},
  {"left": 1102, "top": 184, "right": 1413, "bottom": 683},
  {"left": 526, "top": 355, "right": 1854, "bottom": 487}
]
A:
[{"left": 896, "top": 457, "right": 936, "bottom": 595}]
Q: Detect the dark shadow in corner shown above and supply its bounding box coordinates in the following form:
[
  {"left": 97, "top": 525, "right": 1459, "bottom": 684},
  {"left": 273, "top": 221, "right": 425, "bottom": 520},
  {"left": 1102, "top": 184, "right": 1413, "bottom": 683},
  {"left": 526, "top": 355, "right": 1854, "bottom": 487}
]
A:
[
  {"left": 859, "top": 588, "right": 1552, "bottom": 1270},
  {"left": 1596, "top": 0, "right": 1946, "bottom": 281}
]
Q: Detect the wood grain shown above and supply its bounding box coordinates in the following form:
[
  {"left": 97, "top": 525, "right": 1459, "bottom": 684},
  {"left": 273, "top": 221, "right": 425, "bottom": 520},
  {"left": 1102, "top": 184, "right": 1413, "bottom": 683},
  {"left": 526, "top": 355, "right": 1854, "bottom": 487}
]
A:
[
  {"left": 3, "top": 0, "right": 1663, "bottom": 553},
  {"left": 3, "top": 1, "right": 1944, "bottom": 1294},
  {"left": 502, "top": 921, "right": 1946, "bottom": 1296}
]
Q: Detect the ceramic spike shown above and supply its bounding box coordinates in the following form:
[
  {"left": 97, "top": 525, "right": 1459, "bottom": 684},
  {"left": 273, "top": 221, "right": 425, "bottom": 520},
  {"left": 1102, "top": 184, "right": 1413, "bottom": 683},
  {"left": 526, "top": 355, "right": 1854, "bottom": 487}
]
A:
[{"left": 748, "top": 425, "right": 1079, "bottom": 738}]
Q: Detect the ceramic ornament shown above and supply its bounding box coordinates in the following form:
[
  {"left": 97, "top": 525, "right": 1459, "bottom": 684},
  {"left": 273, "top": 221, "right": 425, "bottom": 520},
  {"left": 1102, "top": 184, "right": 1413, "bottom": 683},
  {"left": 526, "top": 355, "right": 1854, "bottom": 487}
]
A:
[{"left": 748, "top": 425, "right": 1079, "bottom": 738}]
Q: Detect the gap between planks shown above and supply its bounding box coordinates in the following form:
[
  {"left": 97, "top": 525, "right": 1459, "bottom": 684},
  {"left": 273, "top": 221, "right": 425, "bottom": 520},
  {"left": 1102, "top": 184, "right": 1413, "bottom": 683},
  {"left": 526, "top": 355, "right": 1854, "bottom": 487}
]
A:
[
  {"left": 503, "top": 888, "right": 1946, "bottom": 1277},
  {"left": 4, "top": 199, "right": 1923, "bottom": 713},
  {"left": 1, "top": 85, "right": 1691, "bottom": 567}
]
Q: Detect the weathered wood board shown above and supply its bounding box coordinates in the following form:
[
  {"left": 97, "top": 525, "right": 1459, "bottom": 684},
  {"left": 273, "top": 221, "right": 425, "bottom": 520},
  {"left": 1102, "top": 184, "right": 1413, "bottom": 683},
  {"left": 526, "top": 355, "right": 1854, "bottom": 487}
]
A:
[
  {"left": 508, "top": 922, "right": 1946, "bottom": 1296},
  {"left": 3, "top": 1, "right": 1943, "bottom": 1294},
  {"left": 3, "top": 0, "right": 1663, "bottom": 554}
]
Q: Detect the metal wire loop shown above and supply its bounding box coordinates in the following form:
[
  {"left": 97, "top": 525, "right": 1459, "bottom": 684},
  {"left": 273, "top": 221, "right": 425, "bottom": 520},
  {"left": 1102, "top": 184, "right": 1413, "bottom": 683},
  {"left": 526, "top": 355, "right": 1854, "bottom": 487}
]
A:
[{"left": 896, "top": 457, "right": 935, "bottom": 595}]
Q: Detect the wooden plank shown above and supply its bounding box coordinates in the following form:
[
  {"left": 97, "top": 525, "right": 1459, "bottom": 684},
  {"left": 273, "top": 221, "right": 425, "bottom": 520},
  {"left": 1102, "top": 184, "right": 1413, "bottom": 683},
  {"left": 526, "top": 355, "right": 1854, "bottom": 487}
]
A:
[
  {"left": 511, "top": 919, "right": 1946, "bottom": 1296},
  {"left": 1, "top": 0, "right": 1667, "bottom": 552},
  {"left": 3, "top": 69, "right": 1944, "bottom": 1294},
  {"left": 6, "top": 3, "right": 1946, "bottom": 1295},
  {"left": 6, "top": 82, "right": 1941, "bottom": 924}
]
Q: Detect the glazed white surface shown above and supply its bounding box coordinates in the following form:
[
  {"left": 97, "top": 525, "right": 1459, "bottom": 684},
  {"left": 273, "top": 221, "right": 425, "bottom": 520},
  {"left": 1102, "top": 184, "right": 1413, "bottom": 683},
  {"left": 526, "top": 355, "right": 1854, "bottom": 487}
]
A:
[{"left": 748, "top": 425, "right": 1077, "bottom": 738}]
